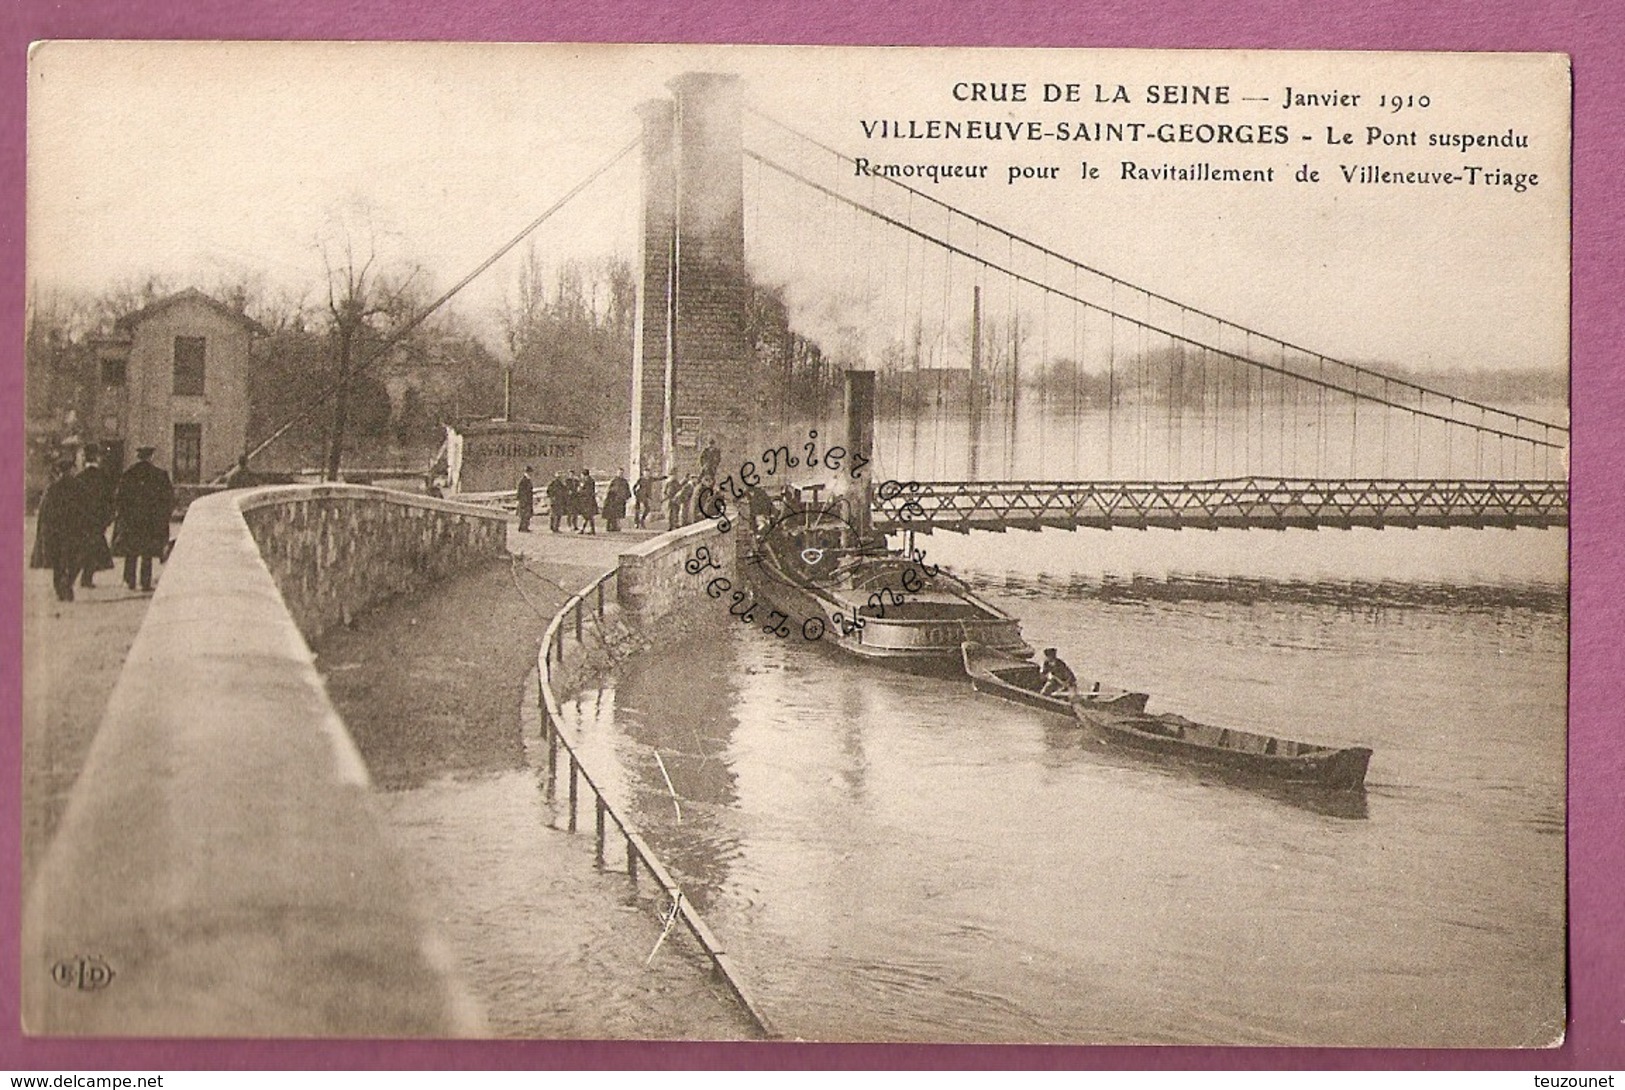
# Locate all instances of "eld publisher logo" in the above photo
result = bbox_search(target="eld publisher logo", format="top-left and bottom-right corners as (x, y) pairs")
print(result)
(50, 956), (114, 991)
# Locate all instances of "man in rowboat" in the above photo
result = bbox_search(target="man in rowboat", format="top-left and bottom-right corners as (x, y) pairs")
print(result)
(1038, 647), (1078, 696)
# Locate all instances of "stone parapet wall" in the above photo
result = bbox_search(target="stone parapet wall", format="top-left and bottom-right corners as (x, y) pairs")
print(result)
(615, 518), (731, 630)
(239, 484), (508, 642)
(22, 485), (495, 1036)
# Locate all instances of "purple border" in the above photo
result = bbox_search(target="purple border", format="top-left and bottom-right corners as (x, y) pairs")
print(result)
(3, 0), (1619, 1072)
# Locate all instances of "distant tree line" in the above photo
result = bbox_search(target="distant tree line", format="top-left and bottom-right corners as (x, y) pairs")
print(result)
(500, 248), (636, 459)
(756, 312), (1567, 422)
(27, 253), (1563, 486)
(24, 252), (649, 477)
(746, 284), (837, 432)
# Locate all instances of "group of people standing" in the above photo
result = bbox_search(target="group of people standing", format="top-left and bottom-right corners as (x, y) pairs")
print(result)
(513, 439), (739, 540)
(33, 444), (175, 603)
(661, 474), (711, 529)
(516, 467), (635, 535)
(659, 438), (743, 530)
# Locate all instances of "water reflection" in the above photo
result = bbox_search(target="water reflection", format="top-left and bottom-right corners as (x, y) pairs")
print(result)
(973, 568), (1567, 613)
(580, 552), (1565, 1044)
(611, 638), (742, 810)
(566, 632), (746, 916)
(868, 399), (1567, 484)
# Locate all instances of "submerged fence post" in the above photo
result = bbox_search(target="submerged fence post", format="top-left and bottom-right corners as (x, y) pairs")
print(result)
(546, 721), (558, 798)
(595, 799), (606, 864)
(568, 756), (579, 832)
(530, 562), (778, 1039)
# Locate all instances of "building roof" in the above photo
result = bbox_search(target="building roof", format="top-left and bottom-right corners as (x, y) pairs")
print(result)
(114, 288), (270, 336)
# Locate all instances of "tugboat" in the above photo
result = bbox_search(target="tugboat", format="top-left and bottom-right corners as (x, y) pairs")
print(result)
(744, 499), (1029, 671)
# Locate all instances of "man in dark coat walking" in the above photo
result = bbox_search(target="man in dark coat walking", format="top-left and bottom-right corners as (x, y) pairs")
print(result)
(112, 445), (174, 592)
(603, 469), (631, 533)
(545, 470), (569, 533)
(516, 466), (535, 533)
(564, 472), (581, 531)
(633, 472), (660, 529)
(577, 469), (599, 534)
(76, 445), (116, 588)
(36, 459), (89, 602)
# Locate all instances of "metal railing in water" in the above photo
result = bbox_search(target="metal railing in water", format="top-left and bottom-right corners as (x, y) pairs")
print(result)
(535, 567), (778, 1040)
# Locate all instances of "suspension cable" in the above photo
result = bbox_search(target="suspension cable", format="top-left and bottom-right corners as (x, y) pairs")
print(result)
(227, 136), (642, 481)
(743, 148), (1564, 454)
(745, 106), (1566, 442)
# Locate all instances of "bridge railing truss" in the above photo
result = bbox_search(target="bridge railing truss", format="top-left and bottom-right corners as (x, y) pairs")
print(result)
(871, 478), (1569, 533)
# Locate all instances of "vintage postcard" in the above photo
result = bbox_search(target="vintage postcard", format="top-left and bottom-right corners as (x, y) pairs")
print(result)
(21, 42), (1569, 1046)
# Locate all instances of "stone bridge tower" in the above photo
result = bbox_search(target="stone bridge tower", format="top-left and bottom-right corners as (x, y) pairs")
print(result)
(630, 72), (750, 481)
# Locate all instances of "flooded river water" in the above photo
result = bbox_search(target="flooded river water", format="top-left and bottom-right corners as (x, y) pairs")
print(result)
(557, 526), (1566, 1046)
(366, 519), (1565, 1045)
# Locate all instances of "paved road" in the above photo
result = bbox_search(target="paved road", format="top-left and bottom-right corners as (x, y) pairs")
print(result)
(503, 521), (659, 572)
(20, 519), (158, 891)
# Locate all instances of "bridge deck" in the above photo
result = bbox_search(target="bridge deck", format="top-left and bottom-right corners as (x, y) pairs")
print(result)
(870, 478), (1569, 533)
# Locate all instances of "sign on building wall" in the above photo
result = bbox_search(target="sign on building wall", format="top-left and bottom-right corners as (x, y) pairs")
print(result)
(446, 421), (588, 493)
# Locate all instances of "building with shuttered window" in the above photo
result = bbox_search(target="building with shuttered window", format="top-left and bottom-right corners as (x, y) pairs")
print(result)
(89, 288), (266, 482)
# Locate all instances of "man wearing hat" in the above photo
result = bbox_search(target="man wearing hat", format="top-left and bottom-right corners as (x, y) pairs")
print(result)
(1037, 647), (1078, 697)
(515, 465), (535, 533)
(76, 444), (116, 588)
(112, 445), (175, 592)
(35, 458), (90, 602)
(545, 470), (569, 533)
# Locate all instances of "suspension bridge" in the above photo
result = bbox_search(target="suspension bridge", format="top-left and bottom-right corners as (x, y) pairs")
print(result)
(248, 71), (1569, 535)
(726, 94), (1567, 535)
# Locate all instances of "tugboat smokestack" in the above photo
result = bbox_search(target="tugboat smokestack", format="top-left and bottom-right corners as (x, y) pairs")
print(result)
(845, 369), (876, 537)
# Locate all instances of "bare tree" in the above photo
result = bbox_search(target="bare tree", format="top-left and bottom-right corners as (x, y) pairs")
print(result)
(85, 274), (174, 336)
(498, 241), (550, 419)
(210, 270), (323, 336)
(496, 243), (636, 437)
(317, 205), (422, 480)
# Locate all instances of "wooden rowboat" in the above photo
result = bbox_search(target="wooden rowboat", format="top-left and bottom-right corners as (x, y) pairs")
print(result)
(963, 641), (1372, 791)
(1072, 696), (1373, 791)
(961, 641), (1150, 718)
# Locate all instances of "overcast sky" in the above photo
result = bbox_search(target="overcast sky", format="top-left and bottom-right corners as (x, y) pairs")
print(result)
(28, 42), (1569, 377)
